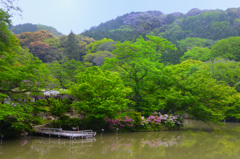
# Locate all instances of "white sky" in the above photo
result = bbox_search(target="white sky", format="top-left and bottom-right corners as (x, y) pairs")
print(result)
(4, 0), (240, 35)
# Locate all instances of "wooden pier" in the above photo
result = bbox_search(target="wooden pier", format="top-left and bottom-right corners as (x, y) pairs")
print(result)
(35, 128), (96, 139)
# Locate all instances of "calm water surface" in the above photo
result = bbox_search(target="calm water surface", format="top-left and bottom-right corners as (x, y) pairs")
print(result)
(0, 120), (240, 159)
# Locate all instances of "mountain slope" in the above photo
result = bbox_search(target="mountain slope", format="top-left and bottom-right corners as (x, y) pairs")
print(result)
(82, 8), (240, 43)
(9, 23), (64, 37)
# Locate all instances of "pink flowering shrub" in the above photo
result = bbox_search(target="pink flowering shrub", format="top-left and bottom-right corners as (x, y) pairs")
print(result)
(146, 114), (183, 129)
(105, 114), (183, 131)
(147, 115), (161, 125)
(122, 116), (134, 128)
(161, 114), (183, 128)
(105, 117), (121, 130)
(105, 116), (134, 131)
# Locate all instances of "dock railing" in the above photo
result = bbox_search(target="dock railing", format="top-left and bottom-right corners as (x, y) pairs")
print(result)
(36, 128), (96, 139)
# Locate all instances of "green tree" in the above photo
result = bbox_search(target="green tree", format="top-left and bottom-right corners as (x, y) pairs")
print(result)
(64, 32), (80, 61)
(87, 38), (114, 53)
(83, 50), (113, 66)
(161, 46), (186, 65)
(178, 37), (214, 50)
(181, 47), (211, 62)
(210, 36), (240, 61)
(48, 98), (72, 119)
(29, 41), (61, 63)
(17, 30), (56, 48)
(210, 21), (230, 39)
(103, 35), (176, 113)
(0, 9), (54, 137)
(206, 58), (240, 92)
(70, 67), (131, 119)
(155, 60), (240, 123)
(48, 58), (85, 89)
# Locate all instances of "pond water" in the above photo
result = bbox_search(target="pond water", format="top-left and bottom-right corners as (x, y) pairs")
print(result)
(0, 120), (240, 159)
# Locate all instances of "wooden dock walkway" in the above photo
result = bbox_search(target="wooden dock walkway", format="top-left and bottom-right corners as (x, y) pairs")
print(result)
(35, 128), (97, 139)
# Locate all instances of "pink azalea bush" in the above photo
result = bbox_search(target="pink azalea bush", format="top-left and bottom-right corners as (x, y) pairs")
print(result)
(161, 114), (183, 128)
(105, 116), (134, 131)
(105, 114), (183, 131)
(146, 114), (183, 129)
(147, 115), (162, 125)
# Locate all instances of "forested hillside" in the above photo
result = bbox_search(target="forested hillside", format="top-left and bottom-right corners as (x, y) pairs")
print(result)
(9, 23), (63, 37)
(82, 8), (240, 43)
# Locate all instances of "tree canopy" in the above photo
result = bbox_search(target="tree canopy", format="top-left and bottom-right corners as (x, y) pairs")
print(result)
(210, 36), (240, 61)
(70, 67), (131, 119)
(103, 35), (176, 113)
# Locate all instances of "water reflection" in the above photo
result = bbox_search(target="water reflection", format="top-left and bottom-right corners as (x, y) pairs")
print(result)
(1, 120), (240, 159)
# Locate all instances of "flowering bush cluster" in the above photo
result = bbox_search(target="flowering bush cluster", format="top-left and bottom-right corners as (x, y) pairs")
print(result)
(146, 114), (183, 129)
(105, 116), (134, 131)
(161, 114), (183, 128)
(147, 115), (161, 125)
(105, 114), (183, 131)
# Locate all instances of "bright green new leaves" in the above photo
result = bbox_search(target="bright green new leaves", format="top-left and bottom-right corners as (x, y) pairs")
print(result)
(1, 48), (52, 95)
(83, 50), (113, 66)
(70, 67), (131, 119)
(0, 103), (34, 137)
(87, 38), (114, 53)
(206, 58), (240, 92)
(48, 59), (86, 88)
(210, 36), (240, 61)
(181, 47), (211, 62)
(178, 37), (214, 50)
(0, 9), (55, 137)
(48, 98), (72, 119)
(184, 71), (237, 122)
(157, 60), (240, 123)
(104, 35), (176, 113)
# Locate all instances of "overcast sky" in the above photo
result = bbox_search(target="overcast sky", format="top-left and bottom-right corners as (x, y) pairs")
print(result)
(5, 0), (240, 35)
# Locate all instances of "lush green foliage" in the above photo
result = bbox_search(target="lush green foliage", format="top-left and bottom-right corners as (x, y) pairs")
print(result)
(210, 36), (240, 61)
(156, 60), (240, 123)
(177, 37), (215, 50)
(2, 6), (240, 137)
(83, 50), (113, 66)
(181, 47), (211, 62)
(206, 58), (240, 92)
(86, 38), (115, 53)
(63, 32), (80, 61)
(103, 35), (176, 114)
(48, 58), (86, 89)
(0, 9), (55, 137)
(161, 46), (186, 65)
(70, 67), (131, 119)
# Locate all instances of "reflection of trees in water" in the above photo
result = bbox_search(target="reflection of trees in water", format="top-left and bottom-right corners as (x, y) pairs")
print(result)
(173, 128), (240, 159)
(0, 125), (240, 159)
(97, 127), (240, 159)
(0, 137), (97, 159)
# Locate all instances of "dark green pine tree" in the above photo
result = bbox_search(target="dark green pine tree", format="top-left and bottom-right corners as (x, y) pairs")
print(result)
(64, 31), (80, 60)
